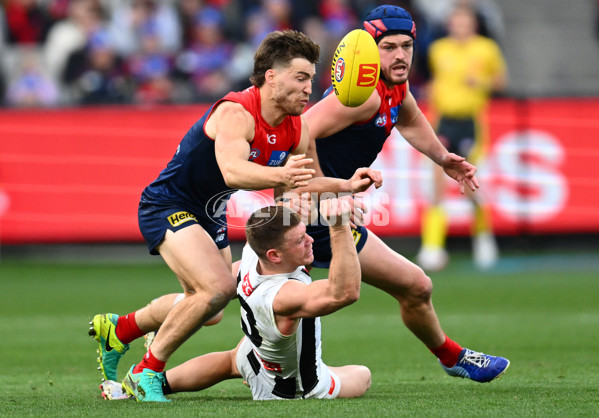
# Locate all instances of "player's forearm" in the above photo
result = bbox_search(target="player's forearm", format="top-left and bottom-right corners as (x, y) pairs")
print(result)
(293, 177), (353, 197)
(327, 226), (361, 305)
(221, 162), (284, 190)
(400, 118), (448, 166)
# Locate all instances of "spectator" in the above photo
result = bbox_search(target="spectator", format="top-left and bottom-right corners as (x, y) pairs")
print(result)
(43, 0), (105, 85)
(108, 0), (182, 56)
(177, 0), (205, 47)
(4, 0), (53, 45)
(5, 47), (59, 107)
(174, 7), (234, 101)
(127, 21), (175, 104)
(318, 0), (358, 40)
(62, 28), (132, 105)
(261, 0), (293, 30)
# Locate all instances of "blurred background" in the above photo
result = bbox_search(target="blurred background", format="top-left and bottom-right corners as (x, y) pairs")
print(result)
(0, 0), (598, 264)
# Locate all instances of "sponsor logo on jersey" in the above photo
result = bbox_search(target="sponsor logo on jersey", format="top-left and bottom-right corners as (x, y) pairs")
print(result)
(334, 58), (345, 82)
(255, 350), (282, 372)
(267, 134), (277, 144)
(249, 148), (261, 160)
(390, 105), (399, 124)
(267, 151), (288, 166)
(356, 63), (379, 87)
(375, 113), (387, 127)
(242, 273), (254, 296)
(167, 211), (197, 227)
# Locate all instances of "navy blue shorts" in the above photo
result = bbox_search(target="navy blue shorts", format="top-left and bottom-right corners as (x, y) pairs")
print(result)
(308, 224), (369, 268)
(436, 116), (477, 158)
(138, 201), (229, 255)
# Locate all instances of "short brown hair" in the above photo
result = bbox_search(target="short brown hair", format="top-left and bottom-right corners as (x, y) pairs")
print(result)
(250, 30), (320, 87)
(245, 206), (301, 258)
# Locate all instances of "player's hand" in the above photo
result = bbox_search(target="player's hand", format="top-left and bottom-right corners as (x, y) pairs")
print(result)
(277, 191), (317, 225)
(347, 167), (383, 193)
(440, 153), (479, 194)
(320, 196), (353, 228)
(282, 154), (316, 188)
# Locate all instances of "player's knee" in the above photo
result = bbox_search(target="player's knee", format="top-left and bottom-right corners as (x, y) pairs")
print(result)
(204, 309), (224, 326)
(218, 277), (237, 301)
(206, 279), (236, 311)
(406, 269), (433, 305)
(358, 366), (371, 395)
(201, 274), (236, 300)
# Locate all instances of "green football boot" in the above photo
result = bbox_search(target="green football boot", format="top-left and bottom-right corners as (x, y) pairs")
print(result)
(88, 313), (129, 381)
(122, 365), (171, 402)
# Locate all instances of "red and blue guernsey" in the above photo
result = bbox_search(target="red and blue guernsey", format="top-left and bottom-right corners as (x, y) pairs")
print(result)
(316, 80), (407, 179)
(139, 86), (301, 253)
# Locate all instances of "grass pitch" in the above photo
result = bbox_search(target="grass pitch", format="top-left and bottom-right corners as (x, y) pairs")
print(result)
(0, 245), (598, 416)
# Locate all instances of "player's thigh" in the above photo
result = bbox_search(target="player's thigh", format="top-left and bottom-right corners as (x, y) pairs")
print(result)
(359, 230), (428, 297)
(158, 224), (234, 295)
(328, 365), (371, 398)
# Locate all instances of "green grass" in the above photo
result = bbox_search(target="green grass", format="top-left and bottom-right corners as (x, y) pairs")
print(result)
(0, 247), (598, 416)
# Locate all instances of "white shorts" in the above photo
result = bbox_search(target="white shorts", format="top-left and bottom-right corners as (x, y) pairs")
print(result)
(236, 337), (341, 400)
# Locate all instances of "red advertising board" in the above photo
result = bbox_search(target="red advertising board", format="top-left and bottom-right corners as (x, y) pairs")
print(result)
(0, 98), (598, 244)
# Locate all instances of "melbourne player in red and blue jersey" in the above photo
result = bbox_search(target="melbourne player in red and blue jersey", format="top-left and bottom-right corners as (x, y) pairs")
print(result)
(139, 84), (304, 255)
(104, 31), (325, 403)
(304, 5), (509, 384)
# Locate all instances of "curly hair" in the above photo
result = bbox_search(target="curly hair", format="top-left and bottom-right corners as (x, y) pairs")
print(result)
(250, 30), (320, 87)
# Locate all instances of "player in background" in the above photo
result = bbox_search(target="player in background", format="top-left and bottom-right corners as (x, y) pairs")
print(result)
(302, 5), (509, 383)
(100, 199), (371, 401)
(416, 4), (507, 271)
(88, 30), (380, 402)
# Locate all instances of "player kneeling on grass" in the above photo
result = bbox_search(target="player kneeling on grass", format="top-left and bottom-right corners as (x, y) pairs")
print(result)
(99, 198), (371, 401)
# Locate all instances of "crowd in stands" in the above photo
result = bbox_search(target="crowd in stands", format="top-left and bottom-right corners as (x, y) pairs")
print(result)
(0, 0), (503, 107)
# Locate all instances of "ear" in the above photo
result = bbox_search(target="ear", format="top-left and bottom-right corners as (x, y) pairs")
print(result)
(265, 248), (282, 264)
(265, 68), (277, 86)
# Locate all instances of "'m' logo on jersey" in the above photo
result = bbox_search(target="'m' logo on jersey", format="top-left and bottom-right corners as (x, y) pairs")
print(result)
(356, 63), (379, 87)
(334, 58), (345, 82)
(249, 148), (261, 161)
(167, 211), (197, 227)
(267, 151), (288, 166)
(375, 113), (387, 127)
(242, 273), (253, 296)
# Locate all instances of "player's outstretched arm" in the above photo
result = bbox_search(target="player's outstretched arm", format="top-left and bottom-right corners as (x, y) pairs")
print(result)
(289, 117), (383, 196)
(395, 90), (479, 193)
(212, 102), (314, 190)
(273, 197), (360, 319)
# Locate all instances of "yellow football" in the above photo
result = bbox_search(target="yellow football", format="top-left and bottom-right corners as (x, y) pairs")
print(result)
(331, 29), (380, 107)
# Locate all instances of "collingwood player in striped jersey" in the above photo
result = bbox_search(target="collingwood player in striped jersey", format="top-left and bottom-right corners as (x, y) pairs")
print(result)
(100, 198), (371, 401)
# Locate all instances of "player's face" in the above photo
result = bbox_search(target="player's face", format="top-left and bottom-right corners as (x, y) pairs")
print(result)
(378, 34), (414, 86)
(281, 222), (314, 267)
(271, 58), (315, 116)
